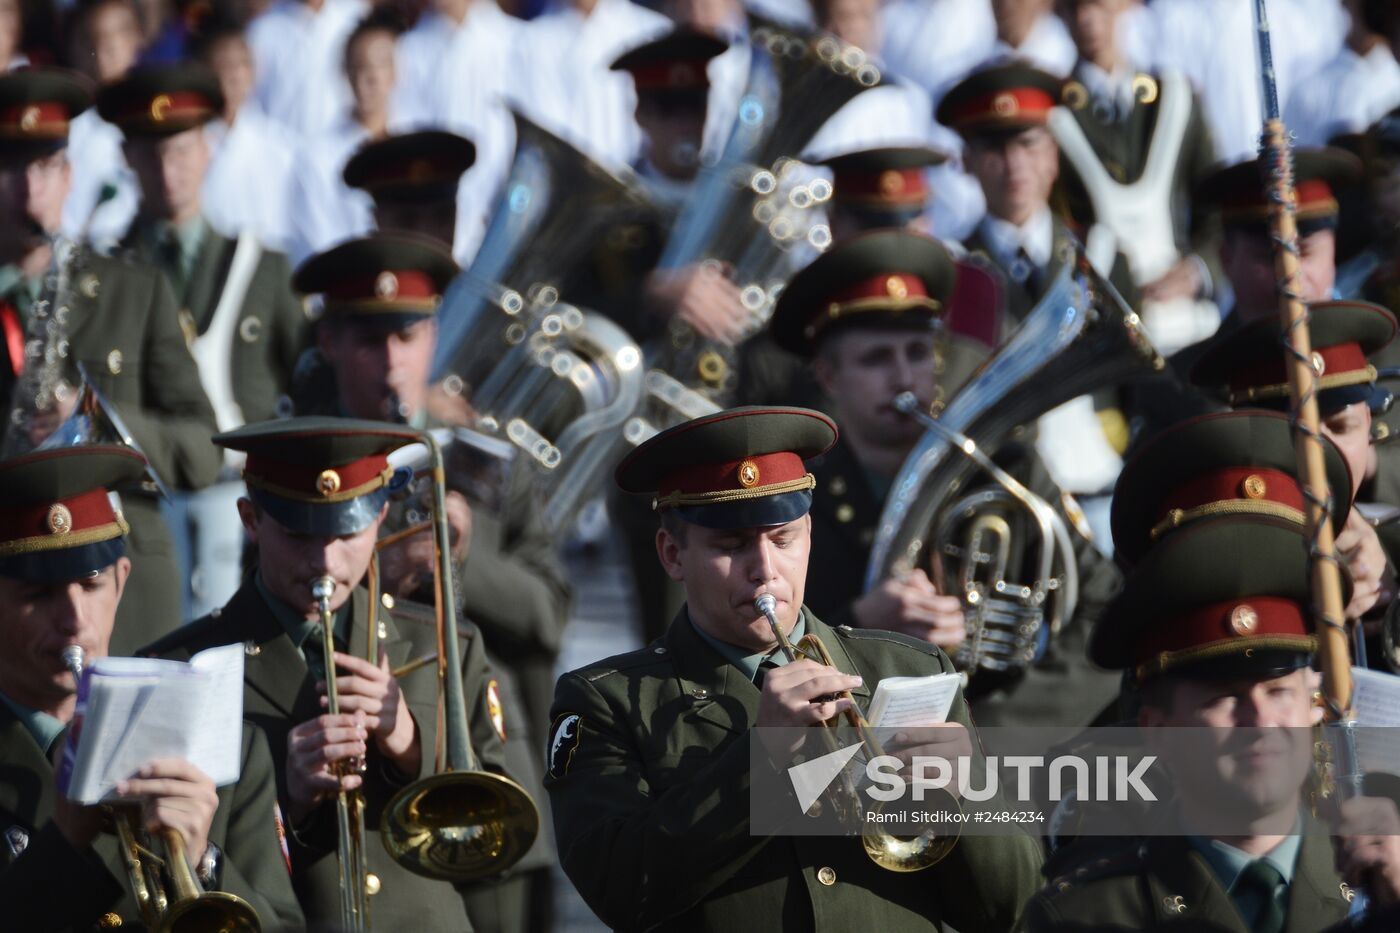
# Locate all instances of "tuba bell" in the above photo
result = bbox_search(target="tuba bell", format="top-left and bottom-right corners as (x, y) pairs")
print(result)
(647, 16), (879, 403)
(866, 245), (1165, 676)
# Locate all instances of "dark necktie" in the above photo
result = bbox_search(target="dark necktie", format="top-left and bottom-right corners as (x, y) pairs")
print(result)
(753, 655), (781, 691)
(1235, 859), (1286, 933)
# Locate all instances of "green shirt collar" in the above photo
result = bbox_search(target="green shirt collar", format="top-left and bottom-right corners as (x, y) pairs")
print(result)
(142, 216), (207, 279)
(254, 570), (351, 658)
(0, 688), (66, 755)
(690, 609), (806, 682)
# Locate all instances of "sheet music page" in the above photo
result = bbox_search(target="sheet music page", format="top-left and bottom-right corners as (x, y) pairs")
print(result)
(1351, 667), (1400, 776)
(64, 644), (245, 803)
(867, 673), (961, 728)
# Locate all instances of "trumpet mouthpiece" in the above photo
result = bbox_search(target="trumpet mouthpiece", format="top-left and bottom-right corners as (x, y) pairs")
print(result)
(61, 645), (84, 680)
(893, 392), (918, 414)
(754, 594), (777, 616)
(311, 576), (336, 601)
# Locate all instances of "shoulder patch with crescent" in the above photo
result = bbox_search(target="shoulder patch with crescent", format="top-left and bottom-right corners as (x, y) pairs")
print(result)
(548, 713), (583, 779)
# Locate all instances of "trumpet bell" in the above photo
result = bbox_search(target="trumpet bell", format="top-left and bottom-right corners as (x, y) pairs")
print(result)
(161, 891), (261, 933)
(381, 770), (541, 883)
(863, 812), (959, 873)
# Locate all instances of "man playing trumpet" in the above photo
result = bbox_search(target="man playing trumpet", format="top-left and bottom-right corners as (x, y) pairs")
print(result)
(0, 445), (301, 930)
(143, 414), (515, 931)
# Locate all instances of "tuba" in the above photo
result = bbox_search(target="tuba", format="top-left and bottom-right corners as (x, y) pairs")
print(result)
(865, 247), (1165, 675)
(646, 16), (879, 402)
(425, 113), (655, 533)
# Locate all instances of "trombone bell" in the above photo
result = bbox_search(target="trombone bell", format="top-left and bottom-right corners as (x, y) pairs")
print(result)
(381, 770), (541, 883)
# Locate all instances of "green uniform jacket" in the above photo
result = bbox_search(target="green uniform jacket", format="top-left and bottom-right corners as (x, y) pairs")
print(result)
(545, 609), (1044, 932)
(122, 223), (309, 424)
(141, 580), (513, 932)
(0, 708), (304, 932)
(1017, 830), (1352, 932)
(804, 435), (1122, 726)
(0, 250), (221, 654)
(1054, 66), (1221, 288)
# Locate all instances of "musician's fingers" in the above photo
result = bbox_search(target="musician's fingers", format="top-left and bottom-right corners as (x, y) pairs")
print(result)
(332, 652), (385, 681)
(118, 776), (206, 800)
(798, 696), (852, 724)
(782, 672), (863, 704)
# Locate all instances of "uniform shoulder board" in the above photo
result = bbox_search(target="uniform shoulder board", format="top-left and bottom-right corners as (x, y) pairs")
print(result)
(1042, 842), (1146, 896)
(572, 641), (675, 684)
(832, 625), (944, 657)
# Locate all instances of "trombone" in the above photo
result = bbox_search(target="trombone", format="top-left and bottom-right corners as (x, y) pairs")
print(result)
(312, 575), (377, 931)
(62, 647), (261, 932)
(379, 430), (541, 882)
(753, 595), (959, 872)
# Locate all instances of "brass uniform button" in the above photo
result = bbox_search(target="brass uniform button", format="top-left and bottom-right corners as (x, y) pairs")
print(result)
(366, 872), (381, 896)
(97, 912), (123, 928)
(816, 866), (837, 886)
(689, 687), (709, 700)
(106, 349), (122, 375)
(381, 592), (396, 610)
(828, 476), (847, 496)
(835, 503), (855, 523)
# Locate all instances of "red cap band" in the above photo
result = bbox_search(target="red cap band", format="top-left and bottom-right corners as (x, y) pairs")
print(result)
(626, 61), (711, 92)
(0, 487), (124, 555)
(1230, 341), (1368, 394)
(1218, 178), (1338, 221)
(118, 90), (215, 128)
(834, 168), (929, 207)
(947, 88), (1057, 130)
(0, 102), (70, 138)
(1134, 595), (1312, 668)
(357, 154), (464, 190)
(828, 273), (930, 306)
(323, 269), (440, 310)
(244, 452), (393, 503)
(1159, 467), (1305, 523)
(658, 451), (807, 502)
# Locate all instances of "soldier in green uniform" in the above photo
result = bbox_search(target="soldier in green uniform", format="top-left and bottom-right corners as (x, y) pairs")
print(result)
(546, 405), (1044, 931)
(0, 68), (221, 656)
(1188, 300), (1400, 671)
(765, 230), (1122, 726)
(1126, 147), (1368, 440)
(0, 445), (303, 931)
(142, 417), (524, 931)
(290, 232), (564, 933)
(939, 61), (1139, 329)
(1055, 0), (1220, 325)
(96, 63), (311, 621)
(1019, 510), (1400, 931)
(342, 128), (476, 257)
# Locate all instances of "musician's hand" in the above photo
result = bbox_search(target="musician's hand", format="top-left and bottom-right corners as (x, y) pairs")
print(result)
(644, 263), (745, 344)
(1339, 508), (1393, 620)
(285, 712), (367, 822)
(1334, 796), (1400, 907)
(116, 758), (219, 872)
(1141, 257), (1203, 304)
(883, 723), (975, 801)
(424, 381), (475, 427)
(756, 659), (861, 759)
(444, 489), (472, 563)
(325, 650), (421, 772)
(852, 570), (967, 650)
(25, 383), (78, 448)
(52, 794), (106, 852)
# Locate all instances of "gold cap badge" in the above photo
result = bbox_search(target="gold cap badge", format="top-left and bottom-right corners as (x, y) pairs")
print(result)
(317, 469), (342, 497)
(375, 271), (399, 300)
(738, 459), (760, 488)
(46, 504), (73, 535)
(1230, 604), (1259, 636)
(1241, 474), (1267, 499)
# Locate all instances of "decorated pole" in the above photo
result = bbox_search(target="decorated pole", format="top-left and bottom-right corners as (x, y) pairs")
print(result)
(1251, 0), (1353, 721)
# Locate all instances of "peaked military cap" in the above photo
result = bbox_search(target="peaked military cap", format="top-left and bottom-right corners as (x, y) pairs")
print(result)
(615, 406), (837, 529)
(0, 69), (93, 161)
(343, 130), (477, 205)
(1091, 515), (1346, 682)
(96, 64), (223, 137)
(1111, 410), (1352, 566)
(936, 61), (1064, 138)
(293, 232), (459, 330)
(0, 446), (147, 582)
(609, 27), (727, 94)
(768, 230), (956, 356)
(1195, 147), (1361, 233)
(1190, 299), (1397, 415)
(218, 417), (420, 536)
(817, 145), (947, 222)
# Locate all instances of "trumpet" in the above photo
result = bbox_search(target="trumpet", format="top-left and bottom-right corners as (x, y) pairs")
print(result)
(61, 647), (261, 932)
(313, 575), (376, 932)
(379, 430), (540, 882)
(753, 595), (958, 871)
